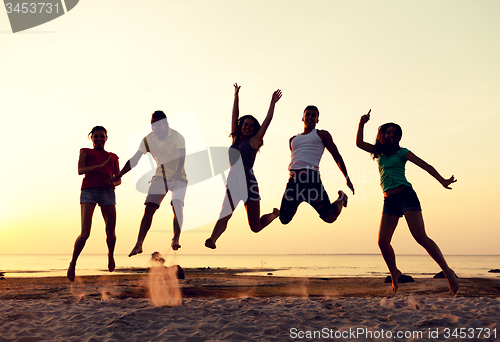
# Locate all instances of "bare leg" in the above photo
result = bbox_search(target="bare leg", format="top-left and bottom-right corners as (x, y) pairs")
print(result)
(101, 205), (116, 272)
(68, 203), (96, 282)
(378, 214), (402, 293)
(171, 200), (183, 251)
(206, 193), (235, 249)
(129, 203), (158, 257)
(404, 210), (459, 294)
(206, 214), (232, 249)
(322, 191), (348, 224)
(245, 200), (280, 233)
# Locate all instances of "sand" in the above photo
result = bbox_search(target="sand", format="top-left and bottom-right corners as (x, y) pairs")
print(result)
(1, 269), (499, 341)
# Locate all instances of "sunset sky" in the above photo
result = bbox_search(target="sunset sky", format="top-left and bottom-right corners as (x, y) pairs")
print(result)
(1, 0), (499, 257)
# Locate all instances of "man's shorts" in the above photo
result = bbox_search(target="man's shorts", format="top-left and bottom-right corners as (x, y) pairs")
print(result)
(145, 176), (187, 208)
(382, 186), (422, 217)
(80, 187), (116, 206)
(279, 170), (333, 224)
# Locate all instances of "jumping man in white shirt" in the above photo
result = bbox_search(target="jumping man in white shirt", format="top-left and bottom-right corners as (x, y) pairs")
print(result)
(279, 105), (354, 225)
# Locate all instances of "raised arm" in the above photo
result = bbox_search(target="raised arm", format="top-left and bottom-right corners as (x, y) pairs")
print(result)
(318, 130), (355, 194)
(356, 109), (376, 153)
(406, 151), (457, 189)
(230, 83), (241, 136)
(250, 89), (282, 149)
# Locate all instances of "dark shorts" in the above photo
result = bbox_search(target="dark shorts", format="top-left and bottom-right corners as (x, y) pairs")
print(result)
(383, 186), (422, 217)
(80, 187), (116, 206)
(279, 170), (333, 224)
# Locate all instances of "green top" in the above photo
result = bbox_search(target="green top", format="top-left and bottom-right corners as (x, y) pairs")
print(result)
(377, 147), (412, 192)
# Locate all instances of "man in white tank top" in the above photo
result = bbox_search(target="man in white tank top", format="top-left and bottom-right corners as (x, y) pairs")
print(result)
(279, 106), (354, 224)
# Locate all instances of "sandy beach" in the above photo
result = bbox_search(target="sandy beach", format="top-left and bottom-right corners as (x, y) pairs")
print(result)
(1, 269), (499, 341)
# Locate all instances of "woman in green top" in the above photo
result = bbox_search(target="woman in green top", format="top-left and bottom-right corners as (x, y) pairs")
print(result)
(356, 110), (459, 294)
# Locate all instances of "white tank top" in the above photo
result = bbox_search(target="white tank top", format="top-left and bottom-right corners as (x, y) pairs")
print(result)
(288, 129), (325, 171)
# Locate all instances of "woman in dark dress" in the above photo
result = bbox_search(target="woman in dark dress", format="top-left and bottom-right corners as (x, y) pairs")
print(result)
(205, 84), (282, 249)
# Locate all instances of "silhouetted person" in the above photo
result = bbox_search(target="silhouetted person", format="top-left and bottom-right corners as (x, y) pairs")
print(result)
(279, 105), (354, 225)
(68, 126), (120, 282)
(356, 109), (459, 294)
(205, 84), (281, 249)
(110, 111), (187, 255)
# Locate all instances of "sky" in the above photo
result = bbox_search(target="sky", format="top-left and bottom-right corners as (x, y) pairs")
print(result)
(1, 0), (499, 257)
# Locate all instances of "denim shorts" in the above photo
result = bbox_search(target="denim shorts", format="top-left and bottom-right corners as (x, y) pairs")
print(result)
(80, 187), (116, 206)
(382, 186), (421, 217)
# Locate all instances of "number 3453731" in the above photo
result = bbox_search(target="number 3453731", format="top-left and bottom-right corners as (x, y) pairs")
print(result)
(5, 3), (60, 14)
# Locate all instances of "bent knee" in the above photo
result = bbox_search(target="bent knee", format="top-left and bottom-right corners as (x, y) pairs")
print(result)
(321, 214), (338, 224)
(249, 221), (262, 233)
(279, 216), (291, 225)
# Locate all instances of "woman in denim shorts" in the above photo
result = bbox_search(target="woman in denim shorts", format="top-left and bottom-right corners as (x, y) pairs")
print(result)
(67, 126), (120, 282)
(356, 110), (459, 295)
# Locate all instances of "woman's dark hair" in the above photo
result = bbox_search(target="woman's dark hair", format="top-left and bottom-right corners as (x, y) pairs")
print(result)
(230, 115), (263, 150)
(372, 122), (402, 159)
(88, 126), (107, 139)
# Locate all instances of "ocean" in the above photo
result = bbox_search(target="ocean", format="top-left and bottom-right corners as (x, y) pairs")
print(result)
(1, 254), (499, 279)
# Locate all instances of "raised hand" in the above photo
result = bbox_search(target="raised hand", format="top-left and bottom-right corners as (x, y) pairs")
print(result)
(359, 109), (371, 125)
(234, 83), (241, 95)
(271, 89), (282, 104)
(441, 175), (457, 189)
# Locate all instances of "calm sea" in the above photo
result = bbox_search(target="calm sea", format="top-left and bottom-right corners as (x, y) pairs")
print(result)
(0, 254), (499, 279)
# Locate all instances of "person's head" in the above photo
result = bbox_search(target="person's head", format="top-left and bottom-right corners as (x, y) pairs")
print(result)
(373, 122), (403, 158)
(302, 105), (320, 128)
(151, 110), (169, 139)
(231, 115), (263, 148)
(376, 122), (402, 145)
(88, 126), (108, 149)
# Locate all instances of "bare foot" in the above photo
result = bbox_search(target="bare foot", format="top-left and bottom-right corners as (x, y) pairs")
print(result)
(171, 239), (181, 251)
(67, 262), (76, 282)
(128, 244), (143, 257)
(108, 254), (115, 272)
(338, 190), (348, 207)
(205, 238), (216, 249)
(391, 269), (402, 293)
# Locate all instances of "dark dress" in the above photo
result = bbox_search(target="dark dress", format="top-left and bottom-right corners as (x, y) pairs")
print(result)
(226, 138), (261, 204)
